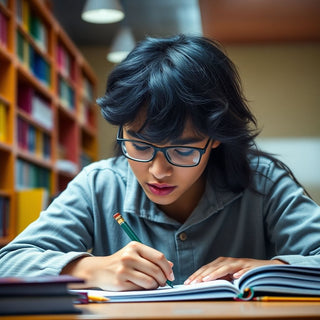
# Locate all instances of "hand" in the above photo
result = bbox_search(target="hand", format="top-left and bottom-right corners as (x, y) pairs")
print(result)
(184, 257), (286, 285)
(61, 242), (174, 291)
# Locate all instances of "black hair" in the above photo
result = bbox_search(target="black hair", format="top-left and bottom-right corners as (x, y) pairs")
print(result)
(97, 34), (308, 195)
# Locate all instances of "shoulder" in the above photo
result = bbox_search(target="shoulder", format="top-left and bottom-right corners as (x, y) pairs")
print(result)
(248, 153), (300, 195)
(83, 156), (128, 176)
(75, 156), (130, 187)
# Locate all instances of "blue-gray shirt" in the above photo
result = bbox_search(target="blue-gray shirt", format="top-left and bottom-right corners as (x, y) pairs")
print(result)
(0, 155), (319, 284)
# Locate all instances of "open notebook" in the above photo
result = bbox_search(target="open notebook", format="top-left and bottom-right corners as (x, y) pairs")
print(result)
(73, 264), (320, 302)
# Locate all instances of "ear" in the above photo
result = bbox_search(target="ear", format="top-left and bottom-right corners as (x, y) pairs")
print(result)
(211, 140), (221, 149)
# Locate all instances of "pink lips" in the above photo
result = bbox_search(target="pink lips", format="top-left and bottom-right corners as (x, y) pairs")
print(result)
(147, 183), (176, 196)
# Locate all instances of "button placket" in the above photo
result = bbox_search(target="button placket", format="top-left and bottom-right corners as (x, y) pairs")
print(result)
(179, 232), (187, 241)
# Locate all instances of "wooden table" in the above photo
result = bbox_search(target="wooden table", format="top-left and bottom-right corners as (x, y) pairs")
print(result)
(2, 300), (320, 320)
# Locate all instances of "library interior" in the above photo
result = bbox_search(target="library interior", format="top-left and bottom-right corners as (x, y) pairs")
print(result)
(0, 0), (319, 318)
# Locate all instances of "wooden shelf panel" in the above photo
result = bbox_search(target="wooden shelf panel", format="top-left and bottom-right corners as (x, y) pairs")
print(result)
(0, 0), (98, 245)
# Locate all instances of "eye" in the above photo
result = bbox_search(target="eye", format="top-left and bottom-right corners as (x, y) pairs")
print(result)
(132, 142), (152, 152)
(174, 148), (195, 157)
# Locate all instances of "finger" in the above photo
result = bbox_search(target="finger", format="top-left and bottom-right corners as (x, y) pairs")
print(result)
(125, 268), (163, 290)
(233, 267), (252, 279)
(184, 265), (212, 284)
(184, 257), (230, 284)
(111, 254), (165, 290)
(185, 259), (243, 284)
(121, 242), (174, 287)
(136, 243), (175, 282)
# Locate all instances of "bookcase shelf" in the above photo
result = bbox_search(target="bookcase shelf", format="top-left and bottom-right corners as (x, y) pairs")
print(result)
(0, 0), (98, 245)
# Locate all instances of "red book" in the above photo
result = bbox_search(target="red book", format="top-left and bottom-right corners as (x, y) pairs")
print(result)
(17, 84), (33, 113)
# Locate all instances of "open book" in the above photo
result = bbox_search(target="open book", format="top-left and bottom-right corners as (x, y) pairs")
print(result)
(75, 265), (320, 302)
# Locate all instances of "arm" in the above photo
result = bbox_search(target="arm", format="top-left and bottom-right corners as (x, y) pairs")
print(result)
(0, 168), (95, 276)
(0, 162), (174, 290)
(185, 159), (320, 284)
(61, 242), (174, 291)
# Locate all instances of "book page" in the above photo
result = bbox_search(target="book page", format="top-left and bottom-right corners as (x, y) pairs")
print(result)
(235, 264), (320, 296)
(73, 280), (240, 302)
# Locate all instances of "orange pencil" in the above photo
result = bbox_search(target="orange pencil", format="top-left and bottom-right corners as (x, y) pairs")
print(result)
(254, 296), (320, 302)
(88, 295), (109, 302)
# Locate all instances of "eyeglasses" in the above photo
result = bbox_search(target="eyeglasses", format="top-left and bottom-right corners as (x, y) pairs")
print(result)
(117, 126), (211, 167)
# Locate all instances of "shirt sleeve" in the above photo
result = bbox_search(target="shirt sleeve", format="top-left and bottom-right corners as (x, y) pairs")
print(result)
(261, 160), (320, 265)
(0, 167), (96, 276)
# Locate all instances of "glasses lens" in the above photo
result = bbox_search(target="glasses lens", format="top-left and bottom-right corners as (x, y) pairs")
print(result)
(122, 141), (154, 161)
(166, 147), (201, 166)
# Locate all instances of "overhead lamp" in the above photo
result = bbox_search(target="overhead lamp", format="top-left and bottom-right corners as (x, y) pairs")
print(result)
(107, 27), (136, 63)
(81, 0), (125, 24)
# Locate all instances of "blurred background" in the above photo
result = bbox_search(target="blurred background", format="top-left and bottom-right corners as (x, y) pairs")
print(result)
(52, 0), (320, 202)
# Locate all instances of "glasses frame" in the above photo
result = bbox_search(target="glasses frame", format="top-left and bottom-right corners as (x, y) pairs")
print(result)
(116, 126), (211, 167)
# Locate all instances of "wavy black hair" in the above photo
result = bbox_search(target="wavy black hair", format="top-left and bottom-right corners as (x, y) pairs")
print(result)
(97, 34), (306, 194)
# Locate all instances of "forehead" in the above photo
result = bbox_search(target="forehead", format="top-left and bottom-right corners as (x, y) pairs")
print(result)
(123, 118), (206, 144)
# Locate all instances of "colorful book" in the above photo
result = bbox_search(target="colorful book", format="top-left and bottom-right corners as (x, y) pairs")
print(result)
(57, 43), (74, 80)
(0, 10), (8, 47)
(29, 13), (48, 53)
(16, 188), (48, 233)
(0, 101), (7, 142)
(21, 0), (30, 32)
(17, 83), (33, 113)
(0, 196), (10, 237)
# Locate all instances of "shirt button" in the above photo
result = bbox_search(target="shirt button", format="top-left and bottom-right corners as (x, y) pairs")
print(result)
(179, 232), (187, 241)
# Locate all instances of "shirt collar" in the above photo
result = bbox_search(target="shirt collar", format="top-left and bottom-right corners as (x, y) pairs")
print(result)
(123, 162), (242, 226)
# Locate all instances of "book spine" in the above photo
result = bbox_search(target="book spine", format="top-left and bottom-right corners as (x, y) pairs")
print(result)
(0, 10), (8, 48)
(22, 0), (29, 32)
(15, 159), (51, 191)
(17, 117), (51, 159)
(0, 101), (7, 142)
(0, 195), (10, 237)
(59, 77), (75, 110)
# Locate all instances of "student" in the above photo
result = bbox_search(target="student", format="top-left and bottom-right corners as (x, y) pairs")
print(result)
(0, 34), (319, 291)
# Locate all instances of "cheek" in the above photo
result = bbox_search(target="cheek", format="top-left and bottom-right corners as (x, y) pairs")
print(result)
(184, 163), (207, 182)
(127, 160), (147, 180)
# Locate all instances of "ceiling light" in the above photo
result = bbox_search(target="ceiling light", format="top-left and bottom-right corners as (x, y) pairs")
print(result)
(107, 27), (136, 63)
(81, 0), (125, 24)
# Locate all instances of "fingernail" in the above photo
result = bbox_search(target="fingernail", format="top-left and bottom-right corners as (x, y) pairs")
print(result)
(190, 279), (200, 285)
(184, 278), (191, 285)
(169, 272), (175, 281)
(202, 275), (211, 282)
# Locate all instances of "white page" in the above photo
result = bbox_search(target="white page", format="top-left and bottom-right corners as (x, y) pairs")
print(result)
(73, 279), (239, 302)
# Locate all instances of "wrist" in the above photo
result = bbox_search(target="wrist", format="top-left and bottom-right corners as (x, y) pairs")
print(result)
(61, 256), (94, 286)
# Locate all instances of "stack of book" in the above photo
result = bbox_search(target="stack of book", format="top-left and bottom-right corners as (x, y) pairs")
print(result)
(0, 275), (84, 315)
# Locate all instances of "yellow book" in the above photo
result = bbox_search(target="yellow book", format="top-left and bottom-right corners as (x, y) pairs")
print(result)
(16, 188), (48, 233)
(23, 38), (29, 69)
(22, 0), (30, 32)
(35, 129), (43, 157)
(0, 102), (6, 142)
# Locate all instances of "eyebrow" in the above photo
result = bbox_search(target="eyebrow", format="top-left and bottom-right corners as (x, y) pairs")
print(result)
(126, 129), (205, 145)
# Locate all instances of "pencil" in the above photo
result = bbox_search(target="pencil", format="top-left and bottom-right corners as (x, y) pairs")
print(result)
(88, 295), (109, 302)
(113, 212), (174, 288)
(254, 296), (320, 302)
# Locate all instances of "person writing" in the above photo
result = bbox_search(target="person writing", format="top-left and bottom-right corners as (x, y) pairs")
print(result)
(0, 34), (319, 291)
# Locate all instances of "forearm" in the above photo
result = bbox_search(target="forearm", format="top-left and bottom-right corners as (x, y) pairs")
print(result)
(0, 244), (91, 277)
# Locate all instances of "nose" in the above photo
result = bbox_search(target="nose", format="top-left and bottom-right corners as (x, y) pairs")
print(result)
(149, 151), (173, 179)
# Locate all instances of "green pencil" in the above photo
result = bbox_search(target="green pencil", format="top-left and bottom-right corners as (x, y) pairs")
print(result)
(113, 212), (174, 288)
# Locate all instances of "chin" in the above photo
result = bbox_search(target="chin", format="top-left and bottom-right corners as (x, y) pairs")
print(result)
(145, 192), (177, 206)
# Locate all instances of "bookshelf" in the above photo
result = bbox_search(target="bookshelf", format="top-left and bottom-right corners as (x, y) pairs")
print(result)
(0, 0), (98, 246)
